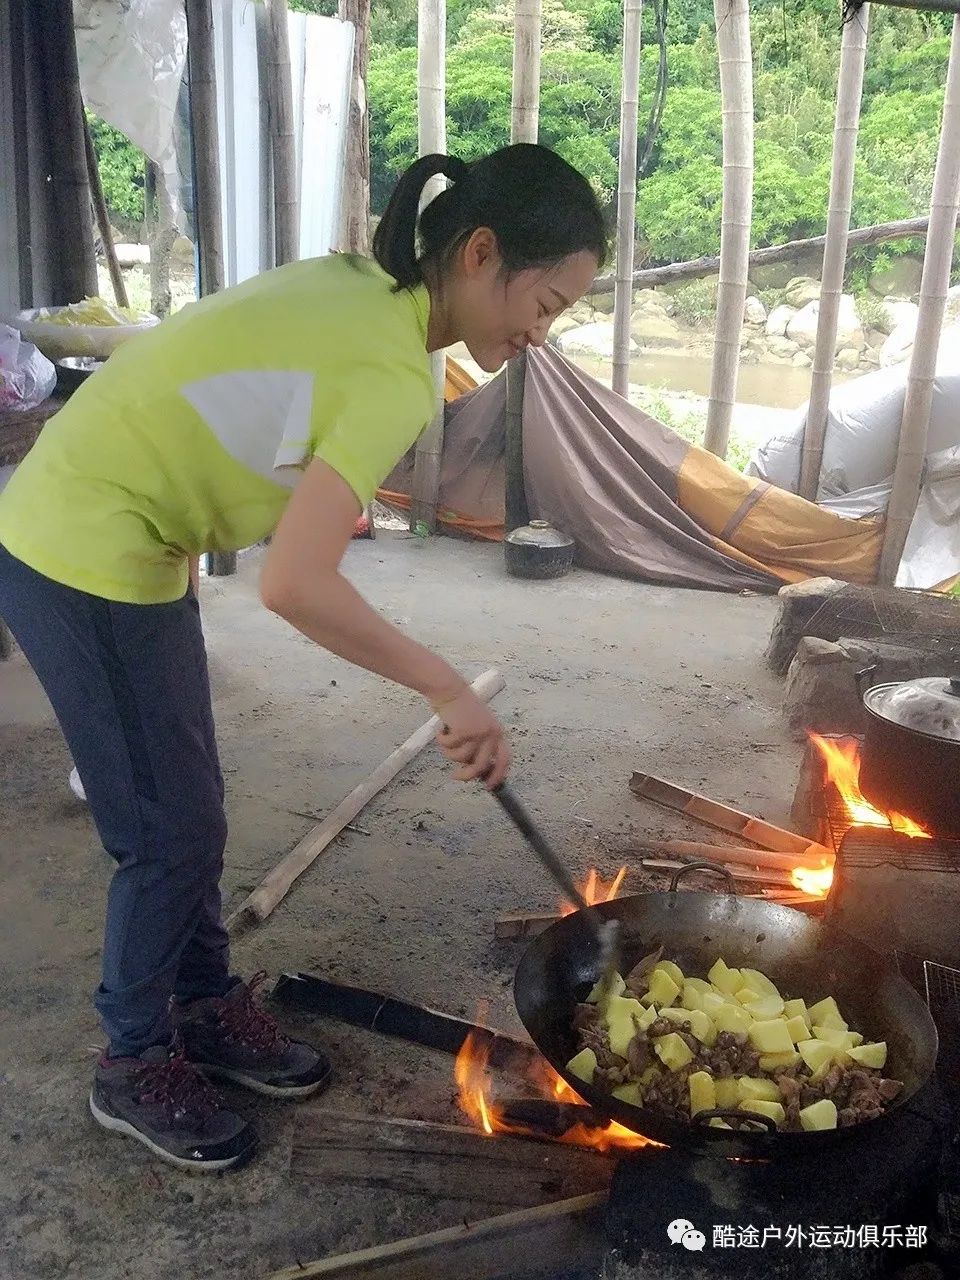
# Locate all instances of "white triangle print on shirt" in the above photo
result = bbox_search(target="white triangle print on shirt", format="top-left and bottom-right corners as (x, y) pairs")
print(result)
(180, 370), (315, 488)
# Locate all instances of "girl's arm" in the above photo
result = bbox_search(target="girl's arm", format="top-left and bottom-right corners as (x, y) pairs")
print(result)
(260, 458), (510, 785)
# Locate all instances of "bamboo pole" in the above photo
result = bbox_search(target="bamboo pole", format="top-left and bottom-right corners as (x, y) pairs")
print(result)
(505, 349), (529, 531)
(511, 0), (541, 144)
(186, 0), (236, 575)
(338, 0), (372, 255)
(879, 14), (960, 583)
(799, 4), (870, 501)
(410, 0), (447, 534)
(704, 0), (754, 459)
(590, 215), (930, 295)
(265, 1194), (607, 1280)
(504, 0), (541, 531)
(266, 0), (299, 267)
(612, 0), (643, 398)
(36, 0), (98, 303)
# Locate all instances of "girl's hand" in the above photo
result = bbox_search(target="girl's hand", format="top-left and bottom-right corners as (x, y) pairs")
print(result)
(433, 684), (511, 788)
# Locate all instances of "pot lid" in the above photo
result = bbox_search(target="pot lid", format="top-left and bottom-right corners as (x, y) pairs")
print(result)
(504, 520), (574, 549)
(864, 676), (960, 743)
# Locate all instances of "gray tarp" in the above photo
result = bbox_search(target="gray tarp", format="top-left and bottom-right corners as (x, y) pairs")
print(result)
(387, 347), (778, 592)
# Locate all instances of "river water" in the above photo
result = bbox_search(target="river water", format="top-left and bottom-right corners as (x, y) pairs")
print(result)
(575, 350), (853, 411)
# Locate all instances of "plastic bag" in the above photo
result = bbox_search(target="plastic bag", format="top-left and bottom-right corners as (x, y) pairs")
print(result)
(0, 324), (57, 412)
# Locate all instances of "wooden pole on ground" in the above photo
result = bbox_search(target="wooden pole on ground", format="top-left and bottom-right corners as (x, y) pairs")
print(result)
(186, 0), (236, 576)
(703, 0), (753, 459)
(629, 772), (834, 859)
(265, 1193), (607, 1280)
(879, 14), (960, 584)
(612, 0), (643, 398)
(227, 669), (504, 926)
(266, 0), (299, 267)
(82, 115), (129, 310)
(35, 0), (98, 303)
(799, 3), (870, 501)
(503, 0), (541, 530)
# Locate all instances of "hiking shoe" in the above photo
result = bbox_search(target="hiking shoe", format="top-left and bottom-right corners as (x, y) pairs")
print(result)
(89, 1043), (258, 1172)
(174, 972), (332, 1099)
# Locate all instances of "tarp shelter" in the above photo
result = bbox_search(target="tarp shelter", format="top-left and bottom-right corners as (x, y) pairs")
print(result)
(748, 329), (960, 590)
(382, 346), (887, 593)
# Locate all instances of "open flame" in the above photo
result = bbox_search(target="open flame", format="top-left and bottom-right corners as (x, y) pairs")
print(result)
(454, 1029), (657, 1151)
(559, 865), (628, 917)
(790, 862), (835, 896)
(788, 734), (930, 897)
(809, 733), (930, 840)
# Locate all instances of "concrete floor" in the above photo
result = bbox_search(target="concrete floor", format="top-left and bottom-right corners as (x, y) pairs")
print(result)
(0, 533), (799, 1279)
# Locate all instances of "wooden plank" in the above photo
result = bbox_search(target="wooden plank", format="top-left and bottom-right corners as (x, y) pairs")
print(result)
(629, 772), (834, 860)
(637, 838), (830, 872)
(290, 1113), (614, 1207)
(638, 858), (794, 887)
(265, 1192), (606, 1280)
(494, 911), (559, 940)
(227, 668), (504, 925)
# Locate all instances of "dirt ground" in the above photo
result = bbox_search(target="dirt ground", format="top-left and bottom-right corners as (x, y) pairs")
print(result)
(0, 533), (800, 1279)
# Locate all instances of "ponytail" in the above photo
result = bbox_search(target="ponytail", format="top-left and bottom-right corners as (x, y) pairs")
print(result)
(372, 153), (468, 289)
(373, 144), (607, 292)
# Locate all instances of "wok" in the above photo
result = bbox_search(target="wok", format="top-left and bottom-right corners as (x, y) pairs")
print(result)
(514, 869), (938, 1157)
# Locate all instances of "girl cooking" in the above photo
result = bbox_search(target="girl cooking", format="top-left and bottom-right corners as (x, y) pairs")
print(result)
(0, 143), (606, 1171)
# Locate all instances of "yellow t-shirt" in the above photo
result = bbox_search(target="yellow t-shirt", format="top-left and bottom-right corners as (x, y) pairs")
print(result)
(0, 255), (436, 603)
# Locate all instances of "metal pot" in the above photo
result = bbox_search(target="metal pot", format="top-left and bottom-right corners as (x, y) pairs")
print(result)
(514, 865), (938, 1158)
(857, 666), (960, 835)
(504, 520), (575, 580)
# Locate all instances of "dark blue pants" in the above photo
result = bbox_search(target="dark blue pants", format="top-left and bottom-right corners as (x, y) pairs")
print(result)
(0, 544), (232, 1056)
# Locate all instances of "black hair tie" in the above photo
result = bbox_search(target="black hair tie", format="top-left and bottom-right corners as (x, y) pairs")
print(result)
(442, 155), (469, 184)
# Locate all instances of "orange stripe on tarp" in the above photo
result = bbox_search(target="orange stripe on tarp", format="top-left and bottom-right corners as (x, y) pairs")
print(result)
(375, 489), (504, 541)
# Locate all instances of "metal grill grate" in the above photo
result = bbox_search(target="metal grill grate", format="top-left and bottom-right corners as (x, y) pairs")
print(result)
(924, 962), (960, 1238)
(925, 962), (960, 1074)
(804, 584), (960, 659)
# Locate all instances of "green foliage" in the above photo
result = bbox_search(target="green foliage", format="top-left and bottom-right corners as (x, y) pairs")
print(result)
(853, 290), (888, 334)
(635, 386), (751, 473)
(670, 280), (715, 328)
(87, 0), (954, 281)
(367, 0), (952, 272)
(87, 113), (145, 223)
